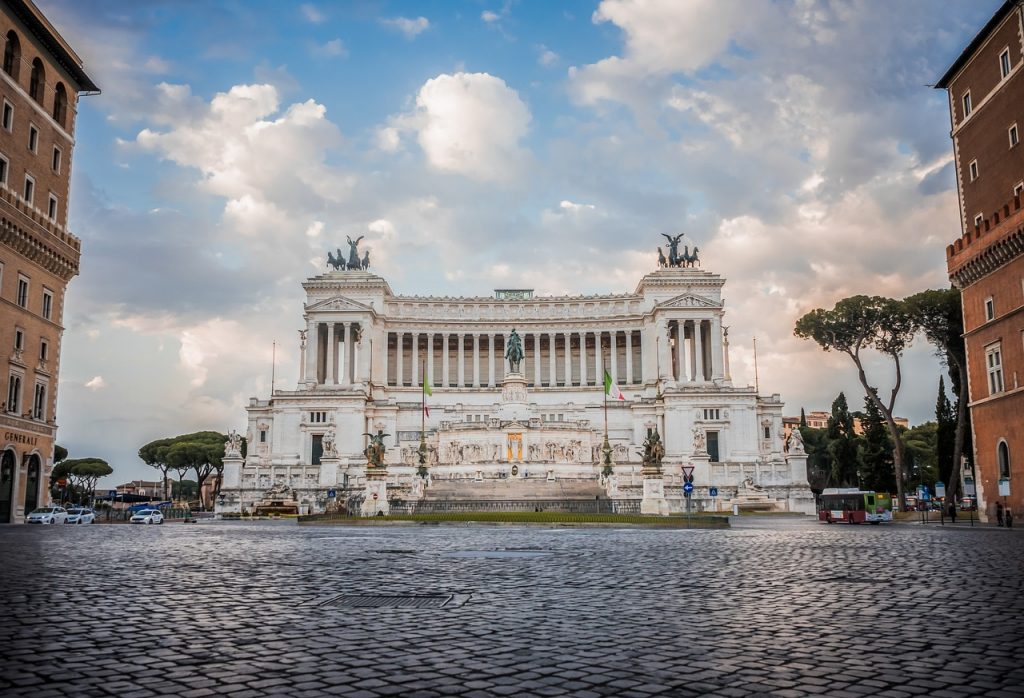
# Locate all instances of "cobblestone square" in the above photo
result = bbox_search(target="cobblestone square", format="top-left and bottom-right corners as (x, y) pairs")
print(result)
(2, 518), (1022, 697)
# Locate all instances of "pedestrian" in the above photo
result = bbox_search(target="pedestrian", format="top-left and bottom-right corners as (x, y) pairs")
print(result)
(1006, 507), (1014, 529)
(996, 501), (1004, 527)
(948, 501), (957, 524)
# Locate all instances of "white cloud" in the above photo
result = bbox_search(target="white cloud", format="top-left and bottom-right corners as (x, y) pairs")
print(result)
(312, 38), (346, 58)
(84, 376), (106, 390)
(381, 16), (430, 39)
(537, 45), (559, 67)
(375, 126), (402, 152)
(388, 72), (532, 183)
(300, 3), (326, 24)
(481, 10), (501, 23)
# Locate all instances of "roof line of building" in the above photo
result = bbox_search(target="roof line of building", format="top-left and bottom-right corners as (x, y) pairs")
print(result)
(5, 0), (100, 93)
(936, 0), (1021, 89)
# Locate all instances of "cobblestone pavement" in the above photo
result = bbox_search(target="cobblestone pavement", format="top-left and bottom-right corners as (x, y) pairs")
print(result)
(2, 517), (1023, 697)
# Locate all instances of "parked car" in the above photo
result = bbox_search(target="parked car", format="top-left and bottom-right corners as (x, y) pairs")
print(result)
(65, 508), (96, 524)
(130, 509), (164, 525)
(26, 507), (68, 524)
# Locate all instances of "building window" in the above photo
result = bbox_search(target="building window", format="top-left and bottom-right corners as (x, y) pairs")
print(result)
(51, 146), (61, 173)
(47, 194), (57, 220)
(0, 153), (7, 186)
(703, 408), (721, 420)
(962, 91), (972, 117)
(42, 289), (52, 320)
(763, 425), (771, 439)
(1000, 48), (1011, 79)
(1011, 124), (1020, 148)
(2, 100), (12, 131)
(32, 383), (45, 420)
(27, 124), (37, 153)
(16, 275), (28, 307)
(1016, 182), (1024, 199)
(998, 441), (1010, 479)
(14, 328), (23, 351)
(39, 340), (47, 361)
(3, 31), (20, 79)
(974, 213), (984, 228)
(259, 429), (267, 443)
(29, 58), (44, 103)
(986, 343), (1004, 395)
(985, 297), (995, 321)
(969, 159), (978, 181)
(310, 411), (327, 423)
(52, 83), (67, 127)
(7, 374), (21, 413)
(23, 175), (34, 205)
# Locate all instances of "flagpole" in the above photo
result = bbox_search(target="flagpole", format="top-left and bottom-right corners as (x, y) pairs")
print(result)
(270, 340), (276, 394)
(753, 336), (760, 393)
(601, 337), (612, 476)
(418, 358), (427, 477)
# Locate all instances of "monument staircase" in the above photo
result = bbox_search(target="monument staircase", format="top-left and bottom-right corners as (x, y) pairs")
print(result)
(388, 476), (632, 514)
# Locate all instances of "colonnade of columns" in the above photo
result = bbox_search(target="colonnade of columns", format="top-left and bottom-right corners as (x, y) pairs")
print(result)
(304, 320), (367, 385)
(385, 329), (644, 389)
(666, 317), (723, 383)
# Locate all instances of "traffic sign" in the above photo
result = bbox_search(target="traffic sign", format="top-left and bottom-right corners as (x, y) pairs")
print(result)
(108, 490), (117, 499)
(682, 465), (695, 479)
(327, 489), (336, 499)
(372, 492), (379, 500)
(935, 482), (946, 498)
(709, 486), (718, 497)
(964, 476), (976, 496)
(683, 481), (694, 494)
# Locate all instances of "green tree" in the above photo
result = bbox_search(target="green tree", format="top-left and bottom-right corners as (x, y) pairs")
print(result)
(57, 458), (112, 505)
(935, 377), (956, 491)
(140, 432), (226, 510)
(904, 422), (939, 489)
(826, 392), (860, 487)
(171, 479), (198, 499)
(858, 392), (895, 493)
(53, 444), (68, 463)
(795, 295), (917, 508)
(904, 288), (970, 501)
(138, 437), (175, 500)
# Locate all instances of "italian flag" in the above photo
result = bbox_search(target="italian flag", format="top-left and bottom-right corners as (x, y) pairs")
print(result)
(604, 370), (626, 401)
(423, 375), (433, 417)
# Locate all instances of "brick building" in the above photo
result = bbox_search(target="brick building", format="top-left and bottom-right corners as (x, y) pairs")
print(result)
(0, 0), (97, 523)
(940, 1), (1024, 522)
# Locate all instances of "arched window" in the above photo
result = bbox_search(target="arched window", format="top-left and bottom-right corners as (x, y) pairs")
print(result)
(52, 82), (67, 126)
(3, 31), (19, 80)
(998, 441), (1010, 479)
(29, 57), (44, 103)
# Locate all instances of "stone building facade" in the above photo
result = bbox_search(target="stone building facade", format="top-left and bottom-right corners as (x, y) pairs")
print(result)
(940, 0), (1024, 521)
(219, 261), (813, 516)
(0, 0), (97, 522)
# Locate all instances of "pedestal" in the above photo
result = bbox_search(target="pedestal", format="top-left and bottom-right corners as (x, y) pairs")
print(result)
(498, 372), (530, 422)
(360, 473), (390, 516)
(215, 456), (244, 515)
(319, 457), (339, 487)
(640, 476), (670, 516)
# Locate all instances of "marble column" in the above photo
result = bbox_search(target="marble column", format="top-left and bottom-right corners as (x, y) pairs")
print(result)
(533, 332), (542, 387)
(305, 320), (317, 384)
(395, 331), (404, 386)
(625, 330), (633, 385)
(657, 319), (672, 382)
(488, 333), (496, 387)
(426, 332), (435, 385)
(711, 315), (724, 381)
(442, 333), (450, 387)
(411, 331), (419, 386)
(594, 330), (602, 386)
(548, 332), (557, 387)
(358, 323), (371, 384)
(563, 331), (572, 387)
(326, 322), (336, 385)
(579, 331), (588, 386)
(675, 320), (686, 382)
(473, 334), (480, 387)
(693, 320), (704, 382)
(610, 330), (619, 384)
(723, 326), (732, 381)
(457, 334), (466, 386)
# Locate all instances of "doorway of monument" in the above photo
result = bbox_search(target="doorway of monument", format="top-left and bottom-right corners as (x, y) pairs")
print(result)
(23, 454), (40, 513)
(0, 449), (15, 523)
(707, 431), (720, 463)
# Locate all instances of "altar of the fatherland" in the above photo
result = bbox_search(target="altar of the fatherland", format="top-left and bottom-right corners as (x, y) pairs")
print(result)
(217, 251), (814, 516)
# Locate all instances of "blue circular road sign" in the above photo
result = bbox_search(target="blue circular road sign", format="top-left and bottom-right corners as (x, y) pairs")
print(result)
(683, 482), (694, 494)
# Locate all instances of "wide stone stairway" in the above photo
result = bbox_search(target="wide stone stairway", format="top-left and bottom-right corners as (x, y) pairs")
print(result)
(423, 477), (606, 502)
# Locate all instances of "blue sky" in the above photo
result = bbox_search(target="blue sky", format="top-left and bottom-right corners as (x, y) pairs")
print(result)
(36, 0), (1001, 485)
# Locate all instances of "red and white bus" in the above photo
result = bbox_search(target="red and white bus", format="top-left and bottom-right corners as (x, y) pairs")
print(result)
(818, 488), (893, 524)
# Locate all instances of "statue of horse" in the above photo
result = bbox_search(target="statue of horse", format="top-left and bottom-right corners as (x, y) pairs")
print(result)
(326, 250), (344, 270)
(657, 247), (667, 268)
(683, 246), (700, 267)
(361, 250), (370, 270)
(505, 328), (524, 373)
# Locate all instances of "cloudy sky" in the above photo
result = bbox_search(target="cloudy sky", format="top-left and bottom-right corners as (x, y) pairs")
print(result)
(39, 0), (996, 485)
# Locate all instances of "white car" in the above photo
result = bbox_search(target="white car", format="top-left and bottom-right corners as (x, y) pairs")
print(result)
(26, 507), (68, 524)
(130, 509), (164, 525)
(65, 508), (96, 524)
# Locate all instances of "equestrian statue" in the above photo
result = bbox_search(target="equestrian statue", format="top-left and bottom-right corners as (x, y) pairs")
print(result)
(657, 233), (700, 269)
(326, 235), (372, 271)
(505, 328), (524, 374)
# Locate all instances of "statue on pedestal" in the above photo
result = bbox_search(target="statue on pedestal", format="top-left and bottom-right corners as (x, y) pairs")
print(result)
(787, 427), (805, 454)
(224, 430), (243, 459)
(505, 328), (524, 373)
(322, 429), (338, 458)
(363, 428), (389, 468)
(692, 427), (706, 454)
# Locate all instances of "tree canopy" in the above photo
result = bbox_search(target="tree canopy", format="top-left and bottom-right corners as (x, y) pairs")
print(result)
(140, 431), (227, 508)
